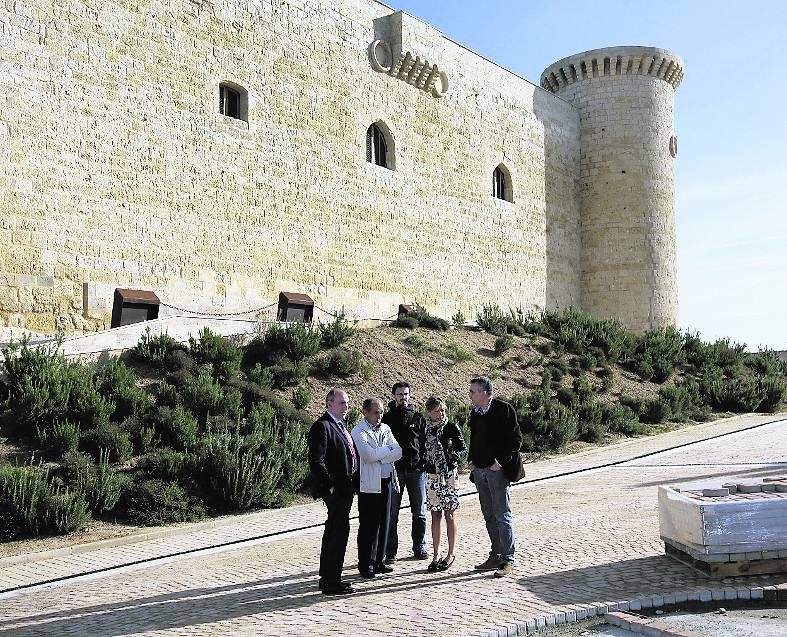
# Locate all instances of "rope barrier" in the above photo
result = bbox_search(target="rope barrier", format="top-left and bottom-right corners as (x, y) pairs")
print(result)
(157, 301), (278, 317)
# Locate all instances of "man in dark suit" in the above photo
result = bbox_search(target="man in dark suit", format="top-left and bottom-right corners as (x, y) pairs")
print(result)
(308, 388), (358, 595)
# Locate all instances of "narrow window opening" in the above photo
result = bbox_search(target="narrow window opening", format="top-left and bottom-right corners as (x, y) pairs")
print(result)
(492, 164), (513, 202)
(366, 123), (393, 169)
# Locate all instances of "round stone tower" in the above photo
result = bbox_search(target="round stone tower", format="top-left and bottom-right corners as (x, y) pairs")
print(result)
(541, 46), (684, 332)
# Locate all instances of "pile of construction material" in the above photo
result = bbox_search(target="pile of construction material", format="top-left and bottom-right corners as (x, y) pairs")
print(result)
(659, 476), (787, 577)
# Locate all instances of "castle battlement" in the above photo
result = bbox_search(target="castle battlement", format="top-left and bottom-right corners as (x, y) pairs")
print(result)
(540, 46), (684, 93)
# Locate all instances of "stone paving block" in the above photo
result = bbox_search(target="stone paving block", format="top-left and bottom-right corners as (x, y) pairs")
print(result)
(723, 588), (737, 600)
(711, 589), (725, 601)
(751, 587), (765, 599)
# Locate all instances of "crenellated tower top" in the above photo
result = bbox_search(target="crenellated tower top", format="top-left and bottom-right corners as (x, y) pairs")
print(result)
(540, 45), (683, 94)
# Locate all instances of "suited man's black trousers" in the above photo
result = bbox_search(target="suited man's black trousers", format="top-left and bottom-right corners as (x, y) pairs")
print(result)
(319, 487), (354, 586)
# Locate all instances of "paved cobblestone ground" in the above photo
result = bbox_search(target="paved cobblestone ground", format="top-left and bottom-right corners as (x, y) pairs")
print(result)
(1, 414), (786, 636)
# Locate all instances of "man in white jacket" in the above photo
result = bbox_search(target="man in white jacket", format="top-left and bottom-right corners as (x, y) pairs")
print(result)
(351, 397), (402, 578)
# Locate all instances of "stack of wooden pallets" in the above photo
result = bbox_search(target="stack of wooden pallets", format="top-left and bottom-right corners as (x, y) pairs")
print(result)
(658, 476), (787, 577)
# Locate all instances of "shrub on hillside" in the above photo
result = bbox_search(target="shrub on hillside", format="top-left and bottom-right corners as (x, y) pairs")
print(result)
(137, 449), (198, 482)
(60, 449), (123, 515)
(131, 329), (183, 367)
(80, 422), (134, 463)
(94, 359), (151, 420)
(745, 349), (787, 377)
(451, 309), (466, 328)
(189, 328), (242, 381)
(245, 323), (321, 367)
(493, 333), (515, 356)
(180, 371), (243, 421)
(703, 375), (786, 413)
(311, 349), (362, 378)
(120, 477), (206, 526)
(149, 405), (199, 450)
(36, 420), (80, 457)
(392, 306), (448, 331)
(291, 385), (313, 410)
(319, 312), (355, 348)
(1, 340), (113, 436)
(515, 390), (578, 452)
(0, 464), (91, 538)
(476, 303), (510, 336)
(629, 327), (686, 383)
(683, 332), (746, 372)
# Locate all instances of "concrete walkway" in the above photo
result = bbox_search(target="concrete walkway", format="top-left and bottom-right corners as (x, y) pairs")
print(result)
(1, 414), (786, 636)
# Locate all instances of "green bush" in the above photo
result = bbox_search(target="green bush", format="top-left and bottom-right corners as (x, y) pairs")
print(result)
(345, 407), (361, 428)
(163, 349), (197, 374)
(0, 464), (91, 538)
(391, 315), (418, 329)
(120, 477), (205, 526)
(264, 358), (310, 389)
(198, 423), (285, 510)
(555, 388), (576, 406)
(573, 376), (596, 403)
(451, 309), (466, 328)
(149, 405), (199, 450)
(442, 342), (473, 364)
(601, 403), (648, 436)
(189, 328), (242, 381)
(246, 364), (276, 391)
(577, 401), (606, 442)
(180, 372), (224, 422)
(94, 360), (151, 420)
(476, 303), (510, 336)
(684, 332), (746, 372)
(658, 384), (695, 422)
(319, 313), (355, 348)
(36, 420), (80, 456)
(292, 385), (312, 410)
(80, 422), (133, 463)
(630, 327), (686, 383)
(157, 381), (179, 407)
(704, 375), (786, 413)
(408, 306), (449, 331)
(1, 340), (115, 436)
(61, 449), (122, 515)
(131, 329), (183, 367)
(137, 449), (197, 482)
(245, 323), (321, 366)
(745, 349), (787, 377)
(401, 333), (431, 357)
(180, 371), (243, 421)
(516, 390), (578, 452)
(494, 333), (515, 356)
(311, 348), (363, 378)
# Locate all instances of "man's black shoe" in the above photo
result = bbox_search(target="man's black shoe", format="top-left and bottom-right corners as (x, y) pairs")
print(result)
(413, 551), (429, 560)
(373, 563), (393, 574)
(321, 584), (356, 595)
(358, 569), (376, 579)
(319, 580), (353, 592)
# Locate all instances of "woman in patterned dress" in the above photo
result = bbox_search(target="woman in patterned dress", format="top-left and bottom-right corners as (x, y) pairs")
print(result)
(422, 396), (466, 571)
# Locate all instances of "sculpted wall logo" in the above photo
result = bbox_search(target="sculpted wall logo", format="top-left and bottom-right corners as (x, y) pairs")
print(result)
(368, 40), (449, 98)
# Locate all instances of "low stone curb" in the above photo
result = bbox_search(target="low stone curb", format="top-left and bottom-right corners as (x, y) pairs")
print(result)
(0, 504), (317, 568)
(476, 584), (787, 636)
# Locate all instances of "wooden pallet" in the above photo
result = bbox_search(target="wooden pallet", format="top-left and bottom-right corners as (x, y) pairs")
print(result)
(665, 541), (787, 578)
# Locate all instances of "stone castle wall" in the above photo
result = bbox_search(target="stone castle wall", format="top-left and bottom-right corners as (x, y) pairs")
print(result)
(0, 0), (581, 333)
(541, 47), (683, 332)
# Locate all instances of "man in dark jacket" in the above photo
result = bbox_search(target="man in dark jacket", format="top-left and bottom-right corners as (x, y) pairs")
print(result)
(383, 381), (428, 561)
(308, 388), (357, 594)
(468, 376), (522, 578)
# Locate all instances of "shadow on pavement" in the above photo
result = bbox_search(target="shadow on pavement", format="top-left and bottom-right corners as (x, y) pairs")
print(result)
(0, 565), (488, 636)
(632, 463), (787, 488)
(516, 553), (775, 607)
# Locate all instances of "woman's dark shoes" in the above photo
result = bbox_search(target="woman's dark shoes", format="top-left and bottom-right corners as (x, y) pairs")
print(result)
(427, 557), (441, 572)
(437, 554), (455, 571)
(373, 563), (393, 574)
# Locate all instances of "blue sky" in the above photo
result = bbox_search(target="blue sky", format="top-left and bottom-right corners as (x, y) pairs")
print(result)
(390, 1), (787, 350)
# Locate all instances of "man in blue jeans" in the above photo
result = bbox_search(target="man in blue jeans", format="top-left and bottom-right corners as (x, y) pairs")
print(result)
(384, 381), (428, 561)
(468, 376), (522, 577)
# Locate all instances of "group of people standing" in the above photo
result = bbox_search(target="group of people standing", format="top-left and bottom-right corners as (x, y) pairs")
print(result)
(307, 376), (523, 595)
